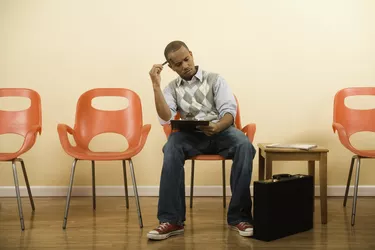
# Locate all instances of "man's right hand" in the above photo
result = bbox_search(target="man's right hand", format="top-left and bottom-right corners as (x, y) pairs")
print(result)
(149, 64), (164, 89)
(149, 63), (172, 121)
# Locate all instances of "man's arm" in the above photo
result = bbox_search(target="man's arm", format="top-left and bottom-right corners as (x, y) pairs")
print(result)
(153, 86), (171, 121)
(198, 75), (237, 136)
(215, 113), (234, 131)
(149, 64), (176, 123)
(213, 75), (237, 125)
(198, 113), (234, 136)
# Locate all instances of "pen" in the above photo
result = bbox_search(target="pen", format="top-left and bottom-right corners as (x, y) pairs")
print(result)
(162, 61), (168, 66)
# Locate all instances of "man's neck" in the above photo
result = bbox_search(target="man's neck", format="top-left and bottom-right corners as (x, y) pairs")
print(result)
(181, 66), (198, 81)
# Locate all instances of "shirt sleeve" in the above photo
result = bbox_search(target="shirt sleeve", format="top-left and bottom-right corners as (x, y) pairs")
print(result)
(158, 84), (178, 125)
(213, 75), (237, 121)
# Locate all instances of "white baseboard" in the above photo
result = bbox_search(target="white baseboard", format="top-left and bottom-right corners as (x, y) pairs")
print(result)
(0, 185), (375, 197)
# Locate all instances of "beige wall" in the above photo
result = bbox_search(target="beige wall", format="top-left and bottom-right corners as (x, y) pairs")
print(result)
(1, 0), (375, 188)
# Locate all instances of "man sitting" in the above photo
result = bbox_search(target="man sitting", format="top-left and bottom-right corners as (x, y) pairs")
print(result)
(147, 40), (256, 240)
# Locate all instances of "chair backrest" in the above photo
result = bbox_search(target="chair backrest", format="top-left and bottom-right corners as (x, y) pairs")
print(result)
(0, 88), (42, 136)
(233, 95), (242, 129)
(163, 95), (242, 136)
(333, 87), (375, 137)
(73, 88), (144, 149)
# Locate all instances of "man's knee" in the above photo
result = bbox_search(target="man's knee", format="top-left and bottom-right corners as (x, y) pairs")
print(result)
(239, 140), (256, 156)
(234, 131), (256, 158)
(162, 132), (185, 154)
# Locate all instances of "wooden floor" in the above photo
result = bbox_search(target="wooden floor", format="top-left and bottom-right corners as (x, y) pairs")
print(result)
(0, 197), (375, 249)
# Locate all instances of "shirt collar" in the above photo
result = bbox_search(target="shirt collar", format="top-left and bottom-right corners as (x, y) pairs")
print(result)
(177, 66), (202, 86)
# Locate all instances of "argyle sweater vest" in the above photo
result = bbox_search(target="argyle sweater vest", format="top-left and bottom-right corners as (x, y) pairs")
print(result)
(168, 71), (220, 121)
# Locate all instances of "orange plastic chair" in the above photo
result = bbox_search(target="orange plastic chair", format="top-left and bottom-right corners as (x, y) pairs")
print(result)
(163, 95), (256, 208)
(333, 87), (375, 226)
(57, 88), (151, 229)
(0, 88), (41, 230)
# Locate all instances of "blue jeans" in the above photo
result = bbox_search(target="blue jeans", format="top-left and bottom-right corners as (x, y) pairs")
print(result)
(157, 126), (256, 226)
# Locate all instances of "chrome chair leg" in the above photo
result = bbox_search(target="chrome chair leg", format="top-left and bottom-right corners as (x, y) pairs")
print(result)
(63, 159), (78, 229)
(128, 159), (143, 228)
(222, 160), (226, 208)
(122, 160), (129, 209)
(343, 156), (355, 207)
(92, 161), (96, 210)
(19, 158), (35, 211)
(190, 160), (195, 208)
(351, 157), (361, 226)
(12, 160), (25, 230)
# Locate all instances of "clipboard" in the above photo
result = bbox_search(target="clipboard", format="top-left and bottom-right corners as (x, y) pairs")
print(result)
(170, 120), (209, 131)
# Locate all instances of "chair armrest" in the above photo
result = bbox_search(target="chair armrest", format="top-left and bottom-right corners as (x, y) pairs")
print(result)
(241, 123), (256, 142)
(57, 123), (76, 152)
(163, 124), (172, 138)
(127, 124), (151, 157)
(139, 124), (152, 149)
(16, 125), (42, 155)
(332, 122), (359, 154)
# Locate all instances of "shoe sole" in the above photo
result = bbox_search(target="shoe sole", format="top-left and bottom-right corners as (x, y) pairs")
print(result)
(229, 226), (253, 237)
(147, 229), (184, 240)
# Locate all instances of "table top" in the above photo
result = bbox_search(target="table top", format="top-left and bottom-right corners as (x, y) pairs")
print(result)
(258, 143), (329, 153)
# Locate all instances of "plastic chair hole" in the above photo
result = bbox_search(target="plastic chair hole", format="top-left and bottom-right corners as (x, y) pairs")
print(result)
(91, 97), (129, 111)
(349, 132), (375, 150)
(344, 96), (375, 110)
(0, 134), (24, 153)
(89, 133), (129, 152)
(0, 97), (31, 111)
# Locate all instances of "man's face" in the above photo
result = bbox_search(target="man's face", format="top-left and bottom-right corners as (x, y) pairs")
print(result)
(167, 46), (196, 80)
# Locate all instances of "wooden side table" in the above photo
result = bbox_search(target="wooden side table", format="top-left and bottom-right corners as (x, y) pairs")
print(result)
(257, 143), (329, 224)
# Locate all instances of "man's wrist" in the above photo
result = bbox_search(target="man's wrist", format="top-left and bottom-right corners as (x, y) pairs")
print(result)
(216, 113), (234, 132)
(215, 121), (225, 133)
(153, 85), (162, 92)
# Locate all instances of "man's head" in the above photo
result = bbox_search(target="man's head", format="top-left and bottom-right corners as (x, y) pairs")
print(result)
(164, 40), (196, 80)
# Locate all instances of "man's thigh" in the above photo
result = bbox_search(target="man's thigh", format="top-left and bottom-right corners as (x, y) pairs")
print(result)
(212, 126), (255, 157)
(163, 131), (211, 155)
(215, 126), (251, 148)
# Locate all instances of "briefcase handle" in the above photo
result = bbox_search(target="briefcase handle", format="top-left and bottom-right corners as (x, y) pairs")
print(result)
(272, 174), (292, 180)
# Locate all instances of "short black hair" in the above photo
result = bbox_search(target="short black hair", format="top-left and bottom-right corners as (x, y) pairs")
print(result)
(164, 40), (189, 61)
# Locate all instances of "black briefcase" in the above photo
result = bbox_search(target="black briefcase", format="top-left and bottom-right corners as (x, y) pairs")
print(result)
(253, 174), (314, 242)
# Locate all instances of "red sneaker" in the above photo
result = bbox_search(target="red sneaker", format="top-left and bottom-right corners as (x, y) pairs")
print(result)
(230, 222), (253, 237)
(147, 222), (184, 240)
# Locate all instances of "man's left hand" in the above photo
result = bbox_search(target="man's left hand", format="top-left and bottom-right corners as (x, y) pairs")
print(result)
(197, 122), (220, 136)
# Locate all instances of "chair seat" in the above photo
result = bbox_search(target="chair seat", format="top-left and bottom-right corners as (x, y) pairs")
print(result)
(0, 153), (19, 161)
(355, 150), (375, 158)
(190, 154), (225, 160)
(63, 146), (139, 161)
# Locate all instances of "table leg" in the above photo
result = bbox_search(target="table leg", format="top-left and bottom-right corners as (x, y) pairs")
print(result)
(266, 157), (273, 180)
(308, 161), (315, 212)
(258, 148), (265, 180)
(319, 153), (328, 224)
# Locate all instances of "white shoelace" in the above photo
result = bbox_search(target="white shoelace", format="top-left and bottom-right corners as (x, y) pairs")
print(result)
(239, 222), (251, 228)
(157, 222), (170, 231)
